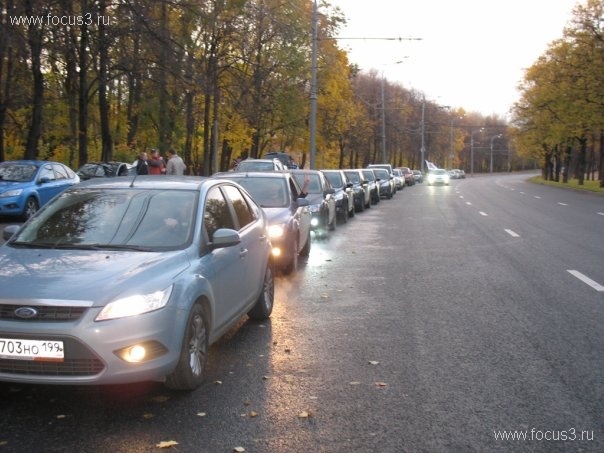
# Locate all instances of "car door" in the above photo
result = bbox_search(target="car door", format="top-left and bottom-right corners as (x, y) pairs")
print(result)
(35, 164), (63, 206)
(221, 184), (267, 300)
(199, 185), (250, 334)
(289, 176), (311, 252)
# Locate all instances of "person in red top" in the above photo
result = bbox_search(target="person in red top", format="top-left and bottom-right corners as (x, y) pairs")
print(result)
(147, 149), (166, 175)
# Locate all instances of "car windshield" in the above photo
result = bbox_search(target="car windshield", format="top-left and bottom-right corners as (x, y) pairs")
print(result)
(232, 177), (288, 208)
(78, 163), (109, 178)
(361, 170), (376, 182)
(373, 169), (389, 179)
(431, 169), (447, 175)
(344, 171), (360, 184)
(323, 172), (344, 188)
(293, 173), (322, 194)
(9, 188), (198, 250)
(0, 163), (37, 182)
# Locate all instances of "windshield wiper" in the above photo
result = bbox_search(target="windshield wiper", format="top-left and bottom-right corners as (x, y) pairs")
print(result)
(8, 241), (152, 251)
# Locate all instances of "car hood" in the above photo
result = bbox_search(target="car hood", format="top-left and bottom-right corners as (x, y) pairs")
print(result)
(0, 247), (190, 305)
(0, 180), (27, 191)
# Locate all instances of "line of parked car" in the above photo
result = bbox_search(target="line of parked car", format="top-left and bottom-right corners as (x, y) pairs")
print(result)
(0, 155), (422, 391)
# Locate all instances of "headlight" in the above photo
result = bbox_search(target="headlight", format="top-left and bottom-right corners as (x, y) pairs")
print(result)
(310, 217), (319, 227)
(444, 175), (450, 183)
(0, 189), (23, 198)
(96, 285), (173, 321)
(268, 224), (285, 238)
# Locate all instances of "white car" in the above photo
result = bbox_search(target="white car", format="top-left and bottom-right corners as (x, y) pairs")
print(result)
(427, 169), (450, 185)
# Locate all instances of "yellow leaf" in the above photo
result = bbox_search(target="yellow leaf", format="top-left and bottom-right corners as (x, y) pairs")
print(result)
(143, 413), (154, 419)
(249, 411), (259, 417)
(349, 381), (361, 385)
(156, 440), (179, 448)
(298, 411), (309, 418)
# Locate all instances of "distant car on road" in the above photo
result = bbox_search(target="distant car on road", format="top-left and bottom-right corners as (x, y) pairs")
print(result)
(213, 171), (311, 274)
(427, 168), (450, 185)
(360, 169), (380, 205)
(321, 170), (355, 222)
(262, 152), (299, 169)
(412, 170), (423, 183)
(292, 169), (336, 235)
(0, 160), (80, 220)
(0, 176), (274, 390)
(343, 169), (370, 211)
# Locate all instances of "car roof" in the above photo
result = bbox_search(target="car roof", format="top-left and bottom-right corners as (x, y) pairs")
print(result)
(0, 160), (54, 166)
(214, 171), (291, 179)
(75, 175), (212, 190)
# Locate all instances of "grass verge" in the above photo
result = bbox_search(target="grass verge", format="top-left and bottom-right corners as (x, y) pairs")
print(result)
(529, 176), (604, 195)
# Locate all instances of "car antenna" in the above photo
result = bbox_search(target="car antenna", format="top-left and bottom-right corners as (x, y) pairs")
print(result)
(129, 169), (139, 187)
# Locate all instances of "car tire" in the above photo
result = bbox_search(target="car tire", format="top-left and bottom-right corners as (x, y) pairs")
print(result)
(248, 260), (275, 320)
(299, 229), (311, 257)
(282, 238), (298, 275)
(165, 303), (208, 391)
(23, 197), (39, 220)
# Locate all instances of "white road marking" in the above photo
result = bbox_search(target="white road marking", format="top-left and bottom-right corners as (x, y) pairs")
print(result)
(567, 270), (604, 292)
(479, 211), (488, 216)
(505, 229), (520, 238)
(520, 191), (525, 195)
(465, 201), (472, 205)
(557, 202), (568, 206)
(598, 212), (604, 216)
(459, 195), (464, 199)
(534, 196), (542, 199)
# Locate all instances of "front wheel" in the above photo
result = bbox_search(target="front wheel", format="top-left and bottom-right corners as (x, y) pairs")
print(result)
(23, 197), (39, 220)
(248, 260), (274, 320)
(165, 303), (208, 390)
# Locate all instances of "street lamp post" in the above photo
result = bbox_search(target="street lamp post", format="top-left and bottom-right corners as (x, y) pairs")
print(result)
(489, 134), (502, 174)
(470, 128), (483, 177)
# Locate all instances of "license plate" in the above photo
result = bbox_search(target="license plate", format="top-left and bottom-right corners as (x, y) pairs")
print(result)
(0, 338), (64, 362)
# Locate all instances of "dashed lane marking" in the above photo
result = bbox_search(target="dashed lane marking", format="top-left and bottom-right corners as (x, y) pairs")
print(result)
(505, 229), (520, 238)
(567, 270), (604, 292)
(479, 211), (488, 216)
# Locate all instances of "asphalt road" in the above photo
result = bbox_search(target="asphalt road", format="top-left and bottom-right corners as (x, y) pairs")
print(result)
(1, 173), (602, 452)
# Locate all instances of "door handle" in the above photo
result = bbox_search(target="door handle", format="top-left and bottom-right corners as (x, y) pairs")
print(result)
(239, 248), (248, 259)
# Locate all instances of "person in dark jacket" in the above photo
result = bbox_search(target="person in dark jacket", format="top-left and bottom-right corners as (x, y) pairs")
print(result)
(134, 151), (149, 175)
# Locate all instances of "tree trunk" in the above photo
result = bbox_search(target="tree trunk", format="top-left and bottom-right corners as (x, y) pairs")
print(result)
(78, 0), (89, 166)
(24, 0), (44, 159)
(98, 0), (112, 162)
(577, 136), (587, 185)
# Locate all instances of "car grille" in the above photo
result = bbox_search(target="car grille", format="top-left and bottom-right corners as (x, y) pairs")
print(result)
(0, 336), (105, 377)
(0, 305), (87, 322)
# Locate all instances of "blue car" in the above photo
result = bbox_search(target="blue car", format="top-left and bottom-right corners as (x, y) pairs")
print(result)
(0, 160), (80, 219)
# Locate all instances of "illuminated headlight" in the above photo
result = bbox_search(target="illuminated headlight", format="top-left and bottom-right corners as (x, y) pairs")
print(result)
(0, 189), (23, 198)
(427, 175), (436, 184)
(96, 285), (173, 321)
(444, 175), (450, 183)
(310, 217), (319, 227)
(272, 247), (282, 257)
(268, 224), (285, 238)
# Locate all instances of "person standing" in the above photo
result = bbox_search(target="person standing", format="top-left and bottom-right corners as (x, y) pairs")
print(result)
(147, 149), (166, 175)
(134, 151), (149, 175)
(166, 148), (186, 176)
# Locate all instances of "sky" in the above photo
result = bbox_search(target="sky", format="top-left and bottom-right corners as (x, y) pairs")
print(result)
(326, 0), (581, 118)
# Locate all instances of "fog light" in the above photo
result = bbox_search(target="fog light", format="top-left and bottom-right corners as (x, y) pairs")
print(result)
(127, 345), (147, 362)
(272, 247), (282, 257)
(310, 218), (319, 227)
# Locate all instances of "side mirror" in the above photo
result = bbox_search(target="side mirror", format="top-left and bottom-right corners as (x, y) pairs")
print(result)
(296, 197), (310, 207)
(324, 188), (335, 196)
(38, 177), (51, 184)
(210, 228), (240, 250)
(3, 225), (20, 241)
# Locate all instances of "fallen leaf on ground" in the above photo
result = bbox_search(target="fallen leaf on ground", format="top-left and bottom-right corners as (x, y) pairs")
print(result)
(243, 400), (251, 406)
(0, 441), (7, 446)
(152, 395), (170, 403)
(349, 381), (361, 385)
(56, 414), (66, 419)
(214, 380), (223, 385)
(284, 347), (291, 353)
(298, 411), (309, 418)
(368, 361), (380, 365)
(375, 382), (388, 387)
(233, 447), (245, 452)
(156, 440), (178, 448)
(196, 412), (207, 417)
(249, 411), (258, 417)
(143, 413), (154, 419)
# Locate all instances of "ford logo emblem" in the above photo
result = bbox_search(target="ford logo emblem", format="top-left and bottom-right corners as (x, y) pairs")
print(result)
(14, 307), (39, 319)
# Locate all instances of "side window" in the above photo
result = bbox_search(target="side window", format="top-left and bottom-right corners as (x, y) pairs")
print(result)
(38, 164), (56, 181)
(203, 186), (235, 239)
(53, 164), (69, 180)
(222, 185), (255, 230)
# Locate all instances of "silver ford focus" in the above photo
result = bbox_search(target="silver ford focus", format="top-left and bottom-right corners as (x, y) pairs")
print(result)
(0, 176), (274, 390)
